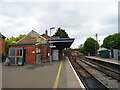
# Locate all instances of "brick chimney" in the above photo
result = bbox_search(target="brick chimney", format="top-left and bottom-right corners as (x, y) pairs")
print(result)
(45, 30), (48, 35)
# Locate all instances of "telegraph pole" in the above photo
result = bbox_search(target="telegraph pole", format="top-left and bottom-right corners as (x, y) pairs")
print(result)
(95, 33), (98, 56)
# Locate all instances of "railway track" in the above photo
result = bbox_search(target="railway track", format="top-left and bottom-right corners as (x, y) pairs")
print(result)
(70, 60), (108, 90)
(79, 59), (120, 81)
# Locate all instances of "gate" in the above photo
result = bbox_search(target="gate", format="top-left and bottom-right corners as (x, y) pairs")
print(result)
(9, 48), (25, 65)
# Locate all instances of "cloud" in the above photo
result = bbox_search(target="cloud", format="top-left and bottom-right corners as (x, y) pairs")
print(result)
(0, 1), (118, 48)
(1, 0), (119, 3)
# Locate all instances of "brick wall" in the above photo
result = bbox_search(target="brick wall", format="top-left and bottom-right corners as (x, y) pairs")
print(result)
(10, 45), (36, 64)
(10, 45), (48, 64)
(40, 45), (47, 59)
(0, 38), (5, 56)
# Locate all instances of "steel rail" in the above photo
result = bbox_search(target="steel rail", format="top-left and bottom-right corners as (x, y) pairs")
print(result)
(80, 59), (120, 81)
(70, 60), (108, 90)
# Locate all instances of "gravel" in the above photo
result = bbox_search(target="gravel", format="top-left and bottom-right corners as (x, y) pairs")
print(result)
(77, 60), (120, 89)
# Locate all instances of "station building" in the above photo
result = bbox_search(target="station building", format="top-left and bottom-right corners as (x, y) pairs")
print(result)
(9, 30), (74, 65)
(0, 33), (6, 59)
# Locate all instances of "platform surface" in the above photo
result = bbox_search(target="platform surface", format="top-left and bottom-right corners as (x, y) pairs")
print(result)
(85, 56), (120, 65)
(2, 57), (82, 88)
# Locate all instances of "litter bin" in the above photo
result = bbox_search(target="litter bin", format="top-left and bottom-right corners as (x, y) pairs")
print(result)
(18, 57), (24, 66)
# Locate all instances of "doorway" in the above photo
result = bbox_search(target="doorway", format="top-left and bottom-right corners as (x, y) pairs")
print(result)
(9, 48), (25, 65)
(52, 50), (59, 60)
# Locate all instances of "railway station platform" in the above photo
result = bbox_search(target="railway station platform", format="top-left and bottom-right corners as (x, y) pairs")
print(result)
(85, 56), (120, 65)
(2, 57), (84, 89)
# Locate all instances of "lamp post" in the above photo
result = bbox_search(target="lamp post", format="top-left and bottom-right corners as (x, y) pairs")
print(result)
(49, 27), (55, 63)
(95, 33), (98, 56)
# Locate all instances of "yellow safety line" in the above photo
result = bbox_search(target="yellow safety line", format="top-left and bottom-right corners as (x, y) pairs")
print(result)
(53, 61), (63, 89)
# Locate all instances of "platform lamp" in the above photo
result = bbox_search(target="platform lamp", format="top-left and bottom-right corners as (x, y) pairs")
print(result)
(49, 27), (55, 63)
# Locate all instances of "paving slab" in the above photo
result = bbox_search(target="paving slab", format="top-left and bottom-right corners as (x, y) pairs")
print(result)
(58, 57), (82, 88)
(2, 57), (82, 88)
(2, 62), (60, 88)
(85, 56), (120, 65)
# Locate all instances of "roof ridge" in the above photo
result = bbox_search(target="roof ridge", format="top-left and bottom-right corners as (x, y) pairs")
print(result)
(16, 30), (46, 43)
(32, 30), (46, 40)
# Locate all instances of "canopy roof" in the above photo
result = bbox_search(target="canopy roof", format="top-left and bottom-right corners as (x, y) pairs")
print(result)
(48, 38), (75, 49)
(10, 38), (75, 50)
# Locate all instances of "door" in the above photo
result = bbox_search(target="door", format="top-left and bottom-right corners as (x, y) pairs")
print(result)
(9, 48), (25, 65)
(113, 49), (118, 60)
(36, 54), (41, 64)
(52, 50), (59, 60)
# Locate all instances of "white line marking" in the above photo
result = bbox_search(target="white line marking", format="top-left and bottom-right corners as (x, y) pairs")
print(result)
(67, 57), (86, 90)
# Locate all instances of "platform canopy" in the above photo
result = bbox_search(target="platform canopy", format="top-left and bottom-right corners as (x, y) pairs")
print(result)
(48, 38), (75, 50)
(9, 38), (75, 50)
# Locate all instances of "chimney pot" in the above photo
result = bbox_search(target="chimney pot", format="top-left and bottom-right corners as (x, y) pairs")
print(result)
(45, 30), (48, 35)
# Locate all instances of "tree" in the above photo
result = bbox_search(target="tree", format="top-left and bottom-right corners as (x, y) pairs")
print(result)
(78, 44), (85, 54)
(10, 34), (26, 42)
(52, 27), (69, 38)
(84, 37), (99, 55)
(101, 33), (120, 49)
(5, 34), (26, 55)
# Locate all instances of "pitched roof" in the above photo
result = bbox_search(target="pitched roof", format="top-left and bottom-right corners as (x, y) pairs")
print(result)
(0, 32), (6, 39)
(41, 34), (51, 39)
(17, 30), (46, 43)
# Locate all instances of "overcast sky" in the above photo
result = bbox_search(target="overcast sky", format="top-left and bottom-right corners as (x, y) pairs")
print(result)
(0, 0), (119, 48)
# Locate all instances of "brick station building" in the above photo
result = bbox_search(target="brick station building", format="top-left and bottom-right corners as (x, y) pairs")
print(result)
(0, 33), (6, 59)
(9, 30), (74, 65)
